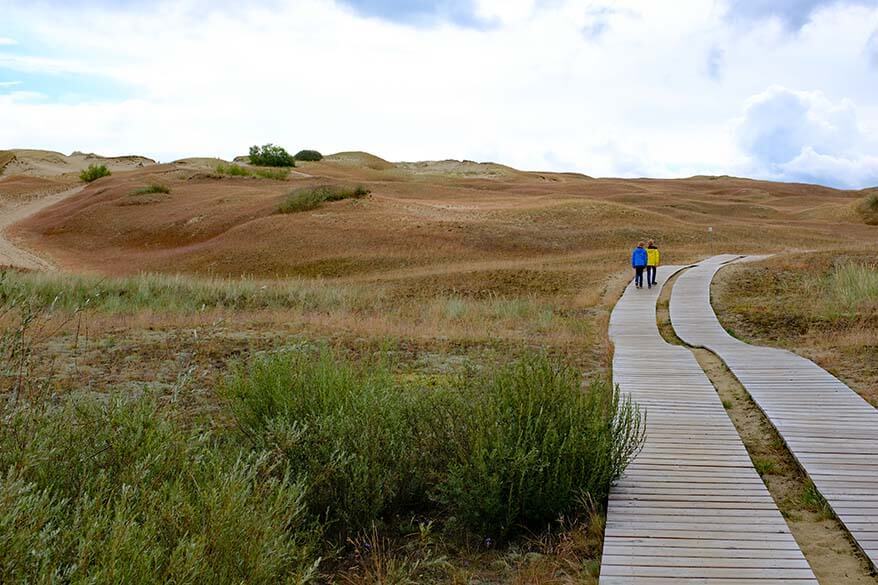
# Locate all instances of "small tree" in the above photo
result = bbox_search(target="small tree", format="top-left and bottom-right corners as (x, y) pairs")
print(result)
(294, 149), (323, 162)
(248, 144), (295, 167)
(79, 164), (111, 182)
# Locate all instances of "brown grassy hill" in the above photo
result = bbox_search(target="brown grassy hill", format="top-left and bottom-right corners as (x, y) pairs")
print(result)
(12, 154), (876, 285)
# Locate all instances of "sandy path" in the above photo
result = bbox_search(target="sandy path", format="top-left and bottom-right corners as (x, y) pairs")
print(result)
(0, 185), (83, 270)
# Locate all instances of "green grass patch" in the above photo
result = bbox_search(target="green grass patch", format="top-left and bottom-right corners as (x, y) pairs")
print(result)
(278, 185), (371, 214)
(216, 163), (252, 177)
(215, 163), (289, 180)
(857, 192), (878, 225)
(254, 167), (290, 181)
(130, 183), (171, 195)
(79, 164), (111, 182)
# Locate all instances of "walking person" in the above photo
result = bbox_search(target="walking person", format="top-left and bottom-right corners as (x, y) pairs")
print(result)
(631, 241), (648, 289)
(646, 239), (660, 288)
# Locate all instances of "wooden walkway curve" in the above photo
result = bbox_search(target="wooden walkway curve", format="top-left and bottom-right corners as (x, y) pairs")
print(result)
(600, 265), (816, 584)
(670, 255), (878, 570)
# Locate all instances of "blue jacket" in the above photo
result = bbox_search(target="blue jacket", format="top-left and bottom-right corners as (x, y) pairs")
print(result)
(631, 247), (648, 267)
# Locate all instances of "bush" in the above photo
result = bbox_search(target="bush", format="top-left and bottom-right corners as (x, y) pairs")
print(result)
(278, 185), (371, 214)
(79, 164), (111, 182)
(130, 183), (171, 195)
(438, 356), (644, 538)
(0, 395), (319, 584)
(254, 167), (290, 181)
(216, 163), (252, 177)
(294, 150), (323, 162)
(249, 144), (296, 167)
(223, 349), (644, 539)
(215, 164), (289, 181)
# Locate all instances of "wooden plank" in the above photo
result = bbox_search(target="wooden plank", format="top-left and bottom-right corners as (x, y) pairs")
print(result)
(669, 255), (878, 571)
(599, 264), (815, 583)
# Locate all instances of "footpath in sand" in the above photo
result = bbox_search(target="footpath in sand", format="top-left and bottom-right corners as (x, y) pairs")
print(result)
(671, 255), (878, 571)
(600, 264), (816, 584)
(0, 185), (83, 270)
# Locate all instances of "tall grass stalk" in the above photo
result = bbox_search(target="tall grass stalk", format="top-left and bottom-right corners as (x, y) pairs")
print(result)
(824, 263), (878, 311)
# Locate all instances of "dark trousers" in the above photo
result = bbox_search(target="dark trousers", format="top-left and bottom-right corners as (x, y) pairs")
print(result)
(634, 266), (645, 287)
(646, 266), (657, 286)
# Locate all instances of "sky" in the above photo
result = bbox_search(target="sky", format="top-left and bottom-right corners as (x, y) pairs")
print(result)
(1, 0), (877, 189)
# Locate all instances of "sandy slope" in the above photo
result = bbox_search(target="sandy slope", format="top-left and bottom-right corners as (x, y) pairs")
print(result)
(0, 185), (84, 269)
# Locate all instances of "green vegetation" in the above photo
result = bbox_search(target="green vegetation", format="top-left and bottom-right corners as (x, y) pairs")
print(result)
(224, 350), (644, 539)
(79, 164), (111, 182)
(294, 150), (323, 162)
(0, 395), (319, 584)
(1, 333), (643, 581)
(249, 144), (295, 167)
(216, 163), (252, 177)
(278, 185), (371, 214)
(130, 183), (171, 195)
(215, 163), (290, 180)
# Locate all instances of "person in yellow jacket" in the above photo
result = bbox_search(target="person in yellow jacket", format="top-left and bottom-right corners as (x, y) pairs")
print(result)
(646, 239), (660, 288)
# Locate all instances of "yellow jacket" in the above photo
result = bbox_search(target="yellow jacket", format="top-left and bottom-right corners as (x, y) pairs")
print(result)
(647, 247), (660, 266)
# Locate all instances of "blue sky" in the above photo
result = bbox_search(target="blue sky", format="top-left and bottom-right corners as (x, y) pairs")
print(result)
(2, 0), (878, 188)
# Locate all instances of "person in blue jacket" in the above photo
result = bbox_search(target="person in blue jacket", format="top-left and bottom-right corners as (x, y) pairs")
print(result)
(631, 241), (648, 289)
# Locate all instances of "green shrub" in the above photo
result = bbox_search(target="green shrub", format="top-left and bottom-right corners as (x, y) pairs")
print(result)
(437, 356), (644, 538)
(294, 150), (324, 162)
(278, 185), (371, 214)
(249, 144), (296, 167)
(0, 395), (319, 584)
(216, 163), (252, 177)
(254, 167), (291, 181)
(223, 349), (644, 539)
(223, 349), (450, 534)
(130, 183), (171, 195)
(79, 164), (111, 182)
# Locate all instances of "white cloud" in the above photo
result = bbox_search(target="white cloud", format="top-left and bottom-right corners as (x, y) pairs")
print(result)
(0, 37), (18, 46)
(737, 86), (878, 188)
(0, 0), (877, 187)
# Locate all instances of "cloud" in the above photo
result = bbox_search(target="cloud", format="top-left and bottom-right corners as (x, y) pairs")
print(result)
(0, 81), (22, 88)
(724, 0), (878, 30)
(737, 86), (878, 188)
(0, 0), (877, 187)
(0, 38), (18, 46)
(335, 0), (492, 27)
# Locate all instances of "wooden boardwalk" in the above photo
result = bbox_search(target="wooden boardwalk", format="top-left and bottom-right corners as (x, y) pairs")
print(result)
(600, 265), (816, 584)
(670, 255), (878, 570)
